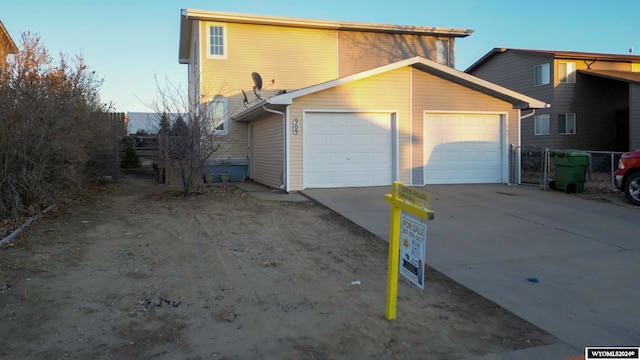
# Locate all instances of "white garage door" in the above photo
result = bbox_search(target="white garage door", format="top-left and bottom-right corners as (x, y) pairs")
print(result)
(304, 112), (393, 188)
(424, 113), (503, 184)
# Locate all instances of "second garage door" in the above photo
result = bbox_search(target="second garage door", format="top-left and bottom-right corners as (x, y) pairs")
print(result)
(304, 112), (393, 188)
(424, 113), (503, 184)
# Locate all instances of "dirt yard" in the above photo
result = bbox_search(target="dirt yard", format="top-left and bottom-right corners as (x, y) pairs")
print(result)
(0, 171), (558, 360)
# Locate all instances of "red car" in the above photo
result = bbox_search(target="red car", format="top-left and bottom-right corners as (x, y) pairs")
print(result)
(615, 150), (640, 205)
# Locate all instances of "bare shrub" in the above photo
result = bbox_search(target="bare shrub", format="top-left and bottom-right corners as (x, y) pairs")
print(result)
(150, 76), (226, 195)
(0, 32), (115, 224)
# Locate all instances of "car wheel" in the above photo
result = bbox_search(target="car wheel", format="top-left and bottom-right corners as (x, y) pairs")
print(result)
(623, 172), (640, 205)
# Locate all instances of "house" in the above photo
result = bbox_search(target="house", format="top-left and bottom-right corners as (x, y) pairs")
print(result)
(0, 20), (18, 66)
(126, 112), (168, 135)
(178, 10), (547, 190)
(466, 48), (640, 152)
(231, 56), (546, 191)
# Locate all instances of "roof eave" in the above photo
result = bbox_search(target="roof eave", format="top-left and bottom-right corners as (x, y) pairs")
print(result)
(466, 48), (640, 72)
(0, 21), (18, 54)
(182, 9), (473, 37)
(237, 56), (548, 122)
(464, 48), (507, 73)
(231, 101), (290, 122)
(579, 69), (640, 84)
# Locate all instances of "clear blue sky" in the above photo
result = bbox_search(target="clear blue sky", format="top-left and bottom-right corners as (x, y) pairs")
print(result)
(2, 0), (639, 112)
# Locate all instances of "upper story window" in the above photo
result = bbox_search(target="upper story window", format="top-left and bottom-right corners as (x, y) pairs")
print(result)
(436, 39), (448, 65)
(558, 113), (576, 135)
(534, 63), (550, 86)
(534, 114), (550, 136)
(558, 62), (576, 83)
(208, 96), (228, 135)
(207, 23), (227, 59)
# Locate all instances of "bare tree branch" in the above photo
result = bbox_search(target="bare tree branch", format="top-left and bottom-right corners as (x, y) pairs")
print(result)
(148, 73), (227, 195)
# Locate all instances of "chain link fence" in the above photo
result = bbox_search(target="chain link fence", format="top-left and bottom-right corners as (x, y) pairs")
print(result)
(516, 146), (625, 191)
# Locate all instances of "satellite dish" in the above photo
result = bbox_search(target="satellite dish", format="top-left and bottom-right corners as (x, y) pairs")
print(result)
(251, 72), (263, 91)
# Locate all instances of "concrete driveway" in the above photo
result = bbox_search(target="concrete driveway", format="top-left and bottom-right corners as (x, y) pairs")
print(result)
(304, 184), (640, 358)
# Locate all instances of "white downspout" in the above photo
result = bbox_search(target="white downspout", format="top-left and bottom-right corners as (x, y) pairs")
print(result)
(514, 109), (537, 185)
(262, 105), (287, 190)
(520, 108), (536, 120)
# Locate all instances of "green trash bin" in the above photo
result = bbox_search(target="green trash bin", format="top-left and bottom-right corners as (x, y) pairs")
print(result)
(549, 150), (590, 193)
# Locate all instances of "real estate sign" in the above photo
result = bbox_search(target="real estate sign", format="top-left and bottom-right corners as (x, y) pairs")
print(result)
(399, 212), (426, 290)
(384, 182), (434, 320)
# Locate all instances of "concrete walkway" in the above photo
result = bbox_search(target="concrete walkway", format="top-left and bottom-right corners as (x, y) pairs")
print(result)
(304, 184), (640, 359)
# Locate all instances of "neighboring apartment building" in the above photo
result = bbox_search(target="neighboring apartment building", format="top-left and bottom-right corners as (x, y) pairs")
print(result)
(466, 48), (640, 152)
(0, 20), (18, 66)
(179, 10), (547, 190)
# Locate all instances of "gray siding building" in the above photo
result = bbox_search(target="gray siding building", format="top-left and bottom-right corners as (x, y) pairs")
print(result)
(467, 48), (640, 152)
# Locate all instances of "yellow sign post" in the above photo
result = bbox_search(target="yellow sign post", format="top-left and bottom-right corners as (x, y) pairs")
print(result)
(384, 182), (434, 320)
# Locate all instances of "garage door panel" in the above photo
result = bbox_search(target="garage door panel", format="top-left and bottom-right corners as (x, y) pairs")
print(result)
(424, 113), (502, 185)
(330, 172), (349, 184)
(307, 153), (327, 166)
(330, 134), (348, 145)
(351, 134), (369, 145)
(370, 134), (389, 146)
(349, 152), (370, 164)
(304, 112), (392, 188)
(350, 171), (371, 184)
(307, 134), (328, 146)
(328, 152), (348, 163)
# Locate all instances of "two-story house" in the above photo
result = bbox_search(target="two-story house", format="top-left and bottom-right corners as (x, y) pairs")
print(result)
(0, 20), (18, 67)
(466, 48), (640, 152)
(178, 10), (547, 191)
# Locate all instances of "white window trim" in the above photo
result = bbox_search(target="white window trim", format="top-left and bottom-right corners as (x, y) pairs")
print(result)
(558, 113), (576, 135)
(534, 114), (550, 136)
(559, 62), (576, 83)
(534, 63), (550, 86)
(206, 22), (227, 60)
(209, 97), (228, 135)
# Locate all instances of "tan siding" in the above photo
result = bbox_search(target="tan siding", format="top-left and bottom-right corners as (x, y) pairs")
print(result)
(198, 21), (339, 159)
(338, 32), (451, 76)
(631, 84), (640, 150)
(288, 67), (411, 190)
(199, 21), (338, 101)
(253, 114), (284, 189)
(412, 69), (518, 183)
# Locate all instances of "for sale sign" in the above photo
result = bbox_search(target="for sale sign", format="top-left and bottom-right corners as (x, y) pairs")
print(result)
(399, 212), (426, 290)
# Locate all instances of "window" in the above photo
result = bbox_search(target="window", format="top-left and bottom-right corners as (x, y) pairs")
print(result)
(534, 114), (550, 135)
(436, 39), (448, 65)
(207, 23), (227, 59)
(558, 62), (576, 83)
(558, 113), (576, 135)
(534, 63), (550, 86)
(209, 97), (228, 135)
